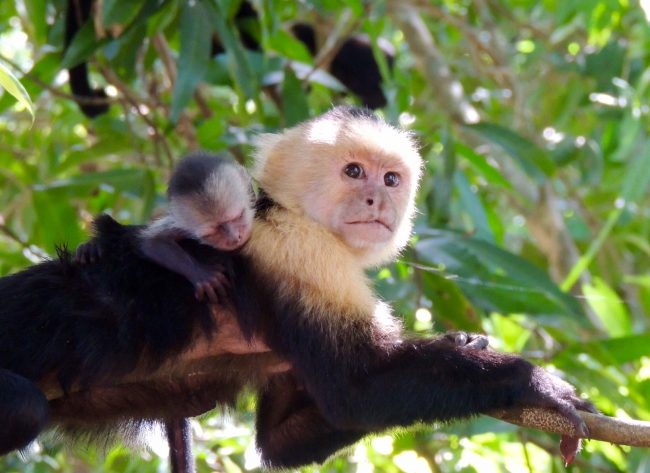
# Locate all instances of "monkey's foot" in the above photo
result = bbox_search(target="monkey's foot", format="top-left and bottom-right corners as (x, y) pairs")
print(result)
(524, 367), (598, 464)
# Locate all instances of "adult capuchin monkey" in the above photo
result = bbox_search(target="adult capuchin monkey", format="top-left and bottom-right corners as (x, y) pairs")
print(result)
(0, 106), (593, 473)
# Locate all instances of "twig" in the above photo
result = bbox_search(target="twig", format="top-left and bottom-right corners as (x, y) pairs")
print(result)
(99, 65), (174, 167)
(304, 9), (362, 83)
(389, 3), (480, 125)
(0, 55), (113, 107)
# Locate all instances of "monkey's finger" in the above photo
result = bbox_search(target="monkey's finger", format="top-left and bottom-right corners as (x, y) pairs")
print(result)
(205, 285), (220, 304)
(195, 285), (205, 301)
(214, 272), (230, 288)
(454, 332), (468, 346)
(465, 335), (489, 350)
(212, 282), (229, 302)
(571, 396), (598, 414)
(555, 401), (590, 438)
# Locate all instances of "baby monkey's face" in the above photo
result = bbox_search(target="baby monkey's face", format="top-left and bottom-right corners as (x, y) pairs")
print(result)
(172, 162), (255, 252)
(201, 205), (253, 251)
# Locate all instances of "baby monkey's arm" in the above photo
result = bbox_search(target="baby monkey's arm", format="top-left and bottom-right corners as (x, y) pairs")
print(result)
(139, 227), (230, 304)
(75, 226), (230, 304)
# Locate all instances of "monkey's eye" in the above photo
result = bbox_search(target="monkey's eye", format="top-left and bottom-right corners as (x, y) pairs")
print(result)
(344, 163), (364, 179)
(384, 172), (400, 187)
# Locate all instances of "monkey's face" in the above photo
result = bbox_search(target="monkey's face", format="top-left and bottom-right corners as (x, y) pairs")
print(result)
(303, 149), (412, 251)
(201, 205), (254, 251)
(254, 108), (422, 266)
(172, 163), (254, 252)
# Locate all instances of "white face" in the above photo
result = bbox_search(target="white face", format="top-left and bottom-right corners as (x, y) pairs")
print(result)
(254, 110), (422, 265)
(172, 164), (254, 251)
(303, 149), (411, 250)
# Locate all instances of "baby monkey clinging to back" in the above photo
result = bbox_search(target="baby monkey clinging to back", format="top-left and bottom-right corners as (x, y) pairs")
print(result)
(77, 153), (255, 302)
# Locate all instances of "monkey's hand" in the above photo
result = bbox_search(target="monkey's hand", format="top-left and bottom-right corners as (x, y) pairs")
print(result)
(75, 239), (102, 264)
(521, 367), (598, 465)
(193, 267), (231, 304)
(443, 331), (489, 350)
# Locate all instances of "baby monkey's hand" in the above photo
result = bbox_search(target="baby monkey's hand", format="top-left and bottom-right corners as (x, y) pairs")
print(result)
(192, 266), (231, 305)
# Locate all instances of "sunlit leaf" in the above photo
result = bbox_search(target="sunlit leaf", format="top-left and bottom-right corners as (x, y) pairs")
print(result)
(0, 62), (34, 122)
(281, 67), (309, 126)
(170, 0), (213, 123)
(414, 229), (585, 319)
(582, 277), (632, 337)
(467, 122), (555, 182)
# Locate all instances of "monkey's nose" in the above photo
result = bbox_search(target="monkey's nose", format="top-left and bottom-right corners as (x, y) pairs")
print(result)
(366, 198), (374, 206)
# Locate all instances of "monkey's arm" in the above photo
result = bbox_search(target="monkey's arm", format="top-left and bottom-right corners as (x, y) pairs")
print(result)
(279, 328), (594, 436)
(254, 334), (489, 468)
(139, 235), (229, 303)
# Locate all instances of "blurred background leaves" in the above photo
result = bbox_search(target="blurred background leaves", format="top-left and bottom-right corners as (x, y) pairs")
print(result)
(1, 0), (650, 471)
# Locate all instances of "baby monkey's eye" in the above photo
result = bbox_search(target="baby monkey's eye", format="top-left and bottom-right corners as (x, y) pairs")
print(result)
(344, 163), (364, 179)
(384, 172), (400, 187)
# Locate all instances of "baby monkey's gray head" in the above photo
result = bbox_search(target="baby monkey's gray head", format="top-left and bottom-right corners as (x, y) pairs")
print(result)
(168, 153), (254, 251)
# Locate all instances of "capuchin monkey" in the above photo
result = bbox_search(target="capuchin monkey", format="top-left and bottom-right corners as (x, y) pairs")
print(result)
(235, 106), (595, 467)
(0, 107), (593, 473)
(76, 153), (254, 303)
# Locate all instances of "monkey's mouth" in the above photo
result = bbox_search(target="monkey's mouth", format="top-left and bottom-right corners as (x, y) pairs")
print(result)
(346, 220), (393, 232)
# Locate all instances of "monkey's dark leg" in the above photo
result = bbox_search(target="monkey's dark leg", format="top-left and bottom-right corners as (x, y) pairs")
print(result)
(256, 374), (366, 468)
(0, 369), (49, 455)
(139, 237), (229, 303)
(165, 418), (195, 473)
(64, 0), (109, 118)
(327, 339), (593, 431)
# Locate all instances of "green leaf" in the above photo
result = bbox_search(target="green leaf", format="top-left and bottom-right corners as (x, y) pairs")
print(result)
(24, 0), (48, 43)
(429, 130), (455, 225)
(455, 142), (512, 190)
(31, 190), (85, 253)
(207, 0), (259, 100)
(564, 334), (650, 364)
(621, 139), (650, 203)
(454, 170), (494, 242)
(582, 277), (632, 337)
(467, 122), (556, 182)
(34, 169), (155, 199)
(414, 229), (585, 319)
(420, 271), (483, 332)
(269, 30), (313, 63)
(0, 61), (34, 123)
(102, 0), (143, 27)
(281, 67), (309, 126)
(60, 21), (104, 69)
(170, 0), (213, 123)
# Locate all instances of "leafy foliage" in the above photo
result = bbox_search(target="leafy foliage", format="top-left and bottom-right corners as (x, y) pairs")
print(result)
(0, 0), (649, 471)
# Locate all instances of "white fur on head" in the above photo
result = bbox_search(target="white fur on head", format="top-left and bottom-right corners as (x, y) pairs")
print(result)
(252, 107), (422, 267)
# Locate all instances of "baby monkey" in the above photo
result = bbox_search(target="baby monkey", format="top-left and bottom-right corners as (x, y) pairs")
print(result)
(76, 153), (255, 303)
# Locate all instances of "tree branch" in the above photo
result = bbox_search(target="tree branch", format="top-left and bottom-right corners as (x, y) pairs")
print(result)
(40, 330), (650, 449)
(491, 407), (650, 448)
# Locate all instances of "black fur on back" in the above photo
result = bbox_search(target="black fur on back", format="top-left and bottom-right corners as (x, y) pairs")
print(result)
(0, 215), (225, 393)
(168, 152), (235, 197)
